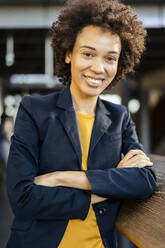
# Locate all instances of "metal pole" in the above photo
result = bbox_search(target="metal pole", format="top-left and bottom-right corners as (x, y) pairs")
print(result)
(45, 35), (54, 75)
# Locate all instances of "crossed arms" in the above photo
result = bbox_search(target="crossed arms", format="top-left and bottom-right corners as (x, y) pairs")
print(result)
(34, 149), (153, 204)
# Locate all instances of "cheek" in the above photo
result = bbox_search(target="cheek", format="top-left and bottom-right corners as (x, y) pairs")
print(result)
(70, 63), (79, 80)
(71, 59), (88, 75)
(107, 64), (118, 77)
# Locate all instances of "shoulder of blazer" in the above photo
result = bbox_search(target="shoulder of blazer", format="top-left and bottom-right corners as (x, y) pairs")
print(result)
(21, 91), (60, 111)
(18, 91), (62, 130)
(20, 91), (62, 117)
(100, 98), (128, 117)
(99, 98), (132, 133)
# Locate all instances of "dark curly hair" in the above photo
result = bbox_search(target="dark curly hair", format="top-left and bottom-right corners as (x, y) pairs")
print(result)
(51, 0), (147, 89)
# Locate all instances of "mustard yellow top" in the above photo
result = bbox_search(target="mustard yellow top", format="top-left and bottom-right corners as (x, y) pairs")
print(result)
(58, 112), (104, 248)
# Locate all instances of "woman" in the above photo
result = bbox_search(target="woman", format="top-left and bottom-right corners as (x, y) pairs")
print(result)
(6, 0), (157, 248)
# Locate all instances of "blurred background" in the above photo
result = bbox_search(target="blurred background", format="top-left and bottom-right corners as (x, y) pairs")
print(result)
(0, 0), (165, 247)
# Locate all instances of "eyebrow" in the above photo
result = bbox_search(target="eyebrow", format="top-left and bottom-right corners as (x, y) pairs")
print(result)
(80, 45), (119, 54)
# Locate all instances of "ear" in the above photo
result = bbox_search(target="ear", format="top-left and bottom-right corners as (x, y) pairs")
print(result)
(65, 51), (71, 64)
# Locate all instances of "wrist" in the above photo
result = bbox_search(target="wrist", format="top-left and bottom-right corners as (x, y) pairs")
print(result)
(41, 171), (61, 187)
(55, 171), (76, 187)
(52, 171), (61, 186)
(55, 171), (92, 190)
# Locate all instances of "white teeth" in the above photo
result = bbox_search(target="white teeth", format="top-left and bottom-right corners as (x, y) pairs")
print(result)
(89, 78), (100, 84)
(86, 77), (102, 84)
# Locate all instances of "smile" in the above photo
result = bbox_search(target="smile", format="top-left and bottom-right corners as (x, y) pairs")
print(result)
(84, 75), (104, 87)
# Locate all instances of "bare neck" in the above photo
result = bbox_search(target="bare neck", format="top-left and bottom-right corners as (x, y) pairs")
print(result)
(70, 87), (98, 115)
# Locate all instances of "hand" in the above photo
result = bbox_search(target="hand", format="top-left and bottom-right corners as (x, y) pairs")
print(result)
(91, 194), (108, 204)
(117, 149), (153, 168)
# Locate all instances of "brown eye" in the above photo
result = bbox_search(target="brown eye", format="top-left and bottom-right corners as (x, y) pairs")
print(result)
(107, 57), (115, 61)
(106, 56), (118, 64)
(83, 52), (93, 58)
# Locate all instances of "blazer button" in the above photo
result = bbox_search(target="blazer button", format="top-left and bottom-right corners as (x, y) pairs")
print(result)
(99, 208), (106, 215)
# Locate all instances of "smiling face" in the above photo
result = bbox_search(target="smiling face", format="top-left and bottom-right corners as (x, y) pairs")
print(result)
(65, 25), (121, 99)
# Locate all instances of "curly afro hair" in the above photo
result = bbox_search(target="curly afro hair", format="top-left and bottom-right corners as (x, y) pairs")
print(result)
(51, 0), (147, 89)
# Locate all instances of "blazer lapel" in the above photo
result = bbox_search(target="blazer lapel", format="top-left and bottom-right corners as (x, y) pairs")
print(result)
(56, 86), (82, 168)
(88, 98), (112, 157)
(55, 86), (112, 168)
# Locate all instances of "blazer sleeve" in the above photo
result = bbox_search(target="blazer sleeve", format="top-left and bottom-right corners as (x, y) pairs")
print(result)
(85, 107), (157, 200)
(6, 96), (91, 221)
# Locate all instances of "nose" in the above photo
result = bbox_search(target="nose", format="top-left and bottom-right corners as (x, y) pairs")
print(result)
(90, 58), (105, 74)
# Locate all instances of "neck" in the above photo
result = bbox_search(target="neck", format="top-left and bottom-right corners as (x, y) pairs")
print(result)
(70, 86), (98, 115)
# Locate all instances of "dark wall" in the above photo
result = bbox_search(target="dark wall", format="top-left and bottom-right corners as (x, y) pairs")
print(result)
(0, 0), (65, 5)
(0, 0), (164, 6)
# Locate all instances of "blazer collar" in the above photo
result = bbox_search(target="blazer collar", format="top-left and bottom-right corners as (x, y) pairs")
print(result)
(56, 86), (112, 167)
(56, 86), (82, 168)
(88, 97), (112, 157)
(56, 85), (74, 112)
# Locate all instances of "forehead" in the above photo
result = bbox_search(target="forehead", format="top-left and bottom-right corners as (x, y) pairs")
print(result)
(74, 25), (121, 52)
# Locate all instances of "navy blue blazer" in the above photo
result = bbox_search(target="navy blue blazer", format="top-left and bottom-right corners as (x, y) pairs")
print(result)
(6, 86), (157, 248)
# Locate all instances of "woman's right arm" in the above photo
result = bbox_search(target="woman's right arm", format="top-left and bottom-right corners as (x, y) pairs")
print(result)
(6, 96), (91, 221)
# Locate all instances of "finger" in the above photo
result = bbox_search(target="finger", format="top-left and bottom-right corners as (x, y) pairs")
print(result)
(129, 160), (153, 168)
(119, 161), (153, 168)
(121, 156), (153, 168)
(132, 160), (153, 168)
(123, 155), (151, 164)
(122, 154), (151, 167)
(122, 150), (141, 162)
(121, 149), (149, 163)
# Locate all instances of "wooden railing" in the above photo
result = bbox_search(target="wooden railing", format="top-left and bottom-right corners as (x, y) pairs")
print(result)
(115, 154), (165, 248)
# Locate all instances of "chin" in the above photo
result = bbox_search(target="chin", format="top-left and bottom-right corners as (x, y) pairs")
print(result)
(83, 88), (101, 97)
